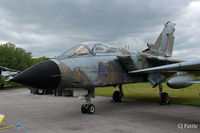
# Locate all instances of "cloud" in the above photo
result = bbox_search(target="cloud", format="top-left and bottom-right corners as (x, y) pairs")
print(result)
(0, 0), (198, 60)
(174, 1), (200, 60)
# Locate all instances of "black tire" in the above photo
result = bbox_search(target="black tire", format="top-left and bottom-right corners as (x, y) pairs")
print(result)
(160, 92), (170, 105)
(81, 104), (88, 114)
(0, 84), (4, 89)
(88, 104), (95, 114)
(112, 91), (121, 102)
(37, 89), (44, 95)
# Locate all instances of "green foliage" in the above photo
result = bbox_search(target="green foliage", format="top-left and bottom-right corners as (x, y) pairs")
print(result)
(0, 43), (33, 71)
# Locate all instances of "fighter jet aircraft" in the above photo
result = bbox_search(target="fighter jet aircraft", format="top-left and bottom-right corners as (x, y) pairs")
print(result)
(0, 66), (20, 89)
(11, 21), (183, 114)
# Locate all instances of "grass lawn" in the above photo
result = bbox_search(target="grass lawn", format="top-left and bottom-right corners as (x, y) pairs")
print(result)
(4, 83), (25, 88)
(96, 83), (200, 106)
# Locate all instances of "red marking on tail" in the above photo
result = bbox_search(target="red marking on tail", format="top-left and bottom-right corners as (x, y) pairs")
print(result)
(132, 60), (138, 70)
(164, 42), (168, 52)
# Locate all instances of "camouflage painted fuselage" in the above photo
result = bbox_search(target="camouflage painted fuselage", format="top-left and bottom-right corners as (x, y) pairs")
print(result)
(53, 52), (145, 89)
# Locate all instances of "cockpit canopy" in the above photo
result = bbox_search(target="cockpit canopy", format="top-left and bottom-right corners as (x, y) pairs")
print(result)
(60, 42), (130, 57)
(63, 45), (90, 56)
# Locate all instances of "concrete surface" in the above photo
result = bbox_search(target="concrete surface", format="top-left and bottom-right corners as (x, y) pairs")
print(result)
(0, 88), (199, 133)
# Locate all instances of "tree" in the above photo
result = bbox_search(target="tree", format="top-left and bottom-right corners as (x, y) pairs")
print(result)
(0, 43), (33, 71)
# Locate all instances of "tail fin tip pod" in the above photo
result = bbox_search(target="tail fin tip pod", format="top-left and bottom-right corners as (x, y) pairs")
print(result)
(144, 21), (176, 57)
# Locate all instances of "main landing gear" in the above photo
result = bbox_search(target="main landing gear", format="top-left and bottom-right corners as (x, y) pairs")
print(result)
(112, 85), (124, 102)
(159, 84), (170, 105)
(81, 89), (95, 114)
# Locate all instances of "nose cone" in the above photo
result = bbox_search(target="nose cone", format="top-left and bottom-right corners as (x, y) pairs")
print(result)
(11, 60), (61, 89)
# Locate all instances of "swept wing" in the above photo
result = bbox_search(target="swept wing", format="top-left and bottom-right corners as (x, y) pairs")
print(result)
(129, 60), (200, 75)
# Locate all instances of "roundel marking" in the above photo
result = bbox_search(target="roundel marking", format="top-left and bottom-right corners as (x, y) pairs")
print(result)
(98, 65), (106, 77)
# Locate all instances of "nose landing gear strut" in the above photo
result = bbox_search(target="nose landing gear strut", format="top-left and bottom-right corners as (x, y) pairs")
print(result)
(80, 88), (95, 114)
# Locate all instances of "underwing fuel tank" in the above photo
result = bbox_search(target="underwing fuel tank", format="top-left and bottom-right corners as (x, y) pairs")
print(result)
(166, 75), (194, 89)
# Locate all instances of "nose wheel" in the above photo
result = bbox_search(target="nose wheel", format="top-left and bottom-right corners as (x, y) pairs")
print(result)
(81, 104), (95, 114)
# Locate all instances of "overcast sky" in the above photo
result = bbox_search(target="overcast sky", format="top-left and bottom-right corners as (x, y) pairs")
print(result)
(0, 0), (200, 60)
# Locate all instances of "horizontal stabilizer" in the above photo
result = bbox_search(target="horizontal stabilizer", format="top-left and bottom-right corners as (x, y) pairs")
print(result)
(146, 55), (183, 65)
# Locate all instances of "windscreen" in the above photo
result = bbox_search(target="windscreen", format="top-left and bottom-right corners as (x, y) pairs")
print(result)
(63, 45), (90, 56)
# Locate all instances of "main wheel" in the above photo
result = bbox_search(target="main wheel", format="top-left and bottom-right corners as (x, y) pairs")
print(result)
(81, 104), (88, 114)
(160, 92), (170, 105)
(112, 91), (121, 102)
(88, 104), (95, 114)
(37, 88), (44, 95)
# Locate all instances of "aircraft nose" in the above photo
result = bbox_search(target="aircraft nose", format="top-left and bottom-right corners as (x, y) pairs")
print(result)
(11, 60), (61, 89)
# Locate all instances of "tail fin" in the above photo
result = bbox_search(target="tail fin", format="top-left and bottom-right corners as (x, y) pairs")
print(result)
(144, 21), (175, 57)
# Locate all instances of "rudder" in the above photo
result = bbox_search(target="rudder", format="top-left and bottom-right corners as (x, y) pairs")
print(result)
(144, 21), (175, 57)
